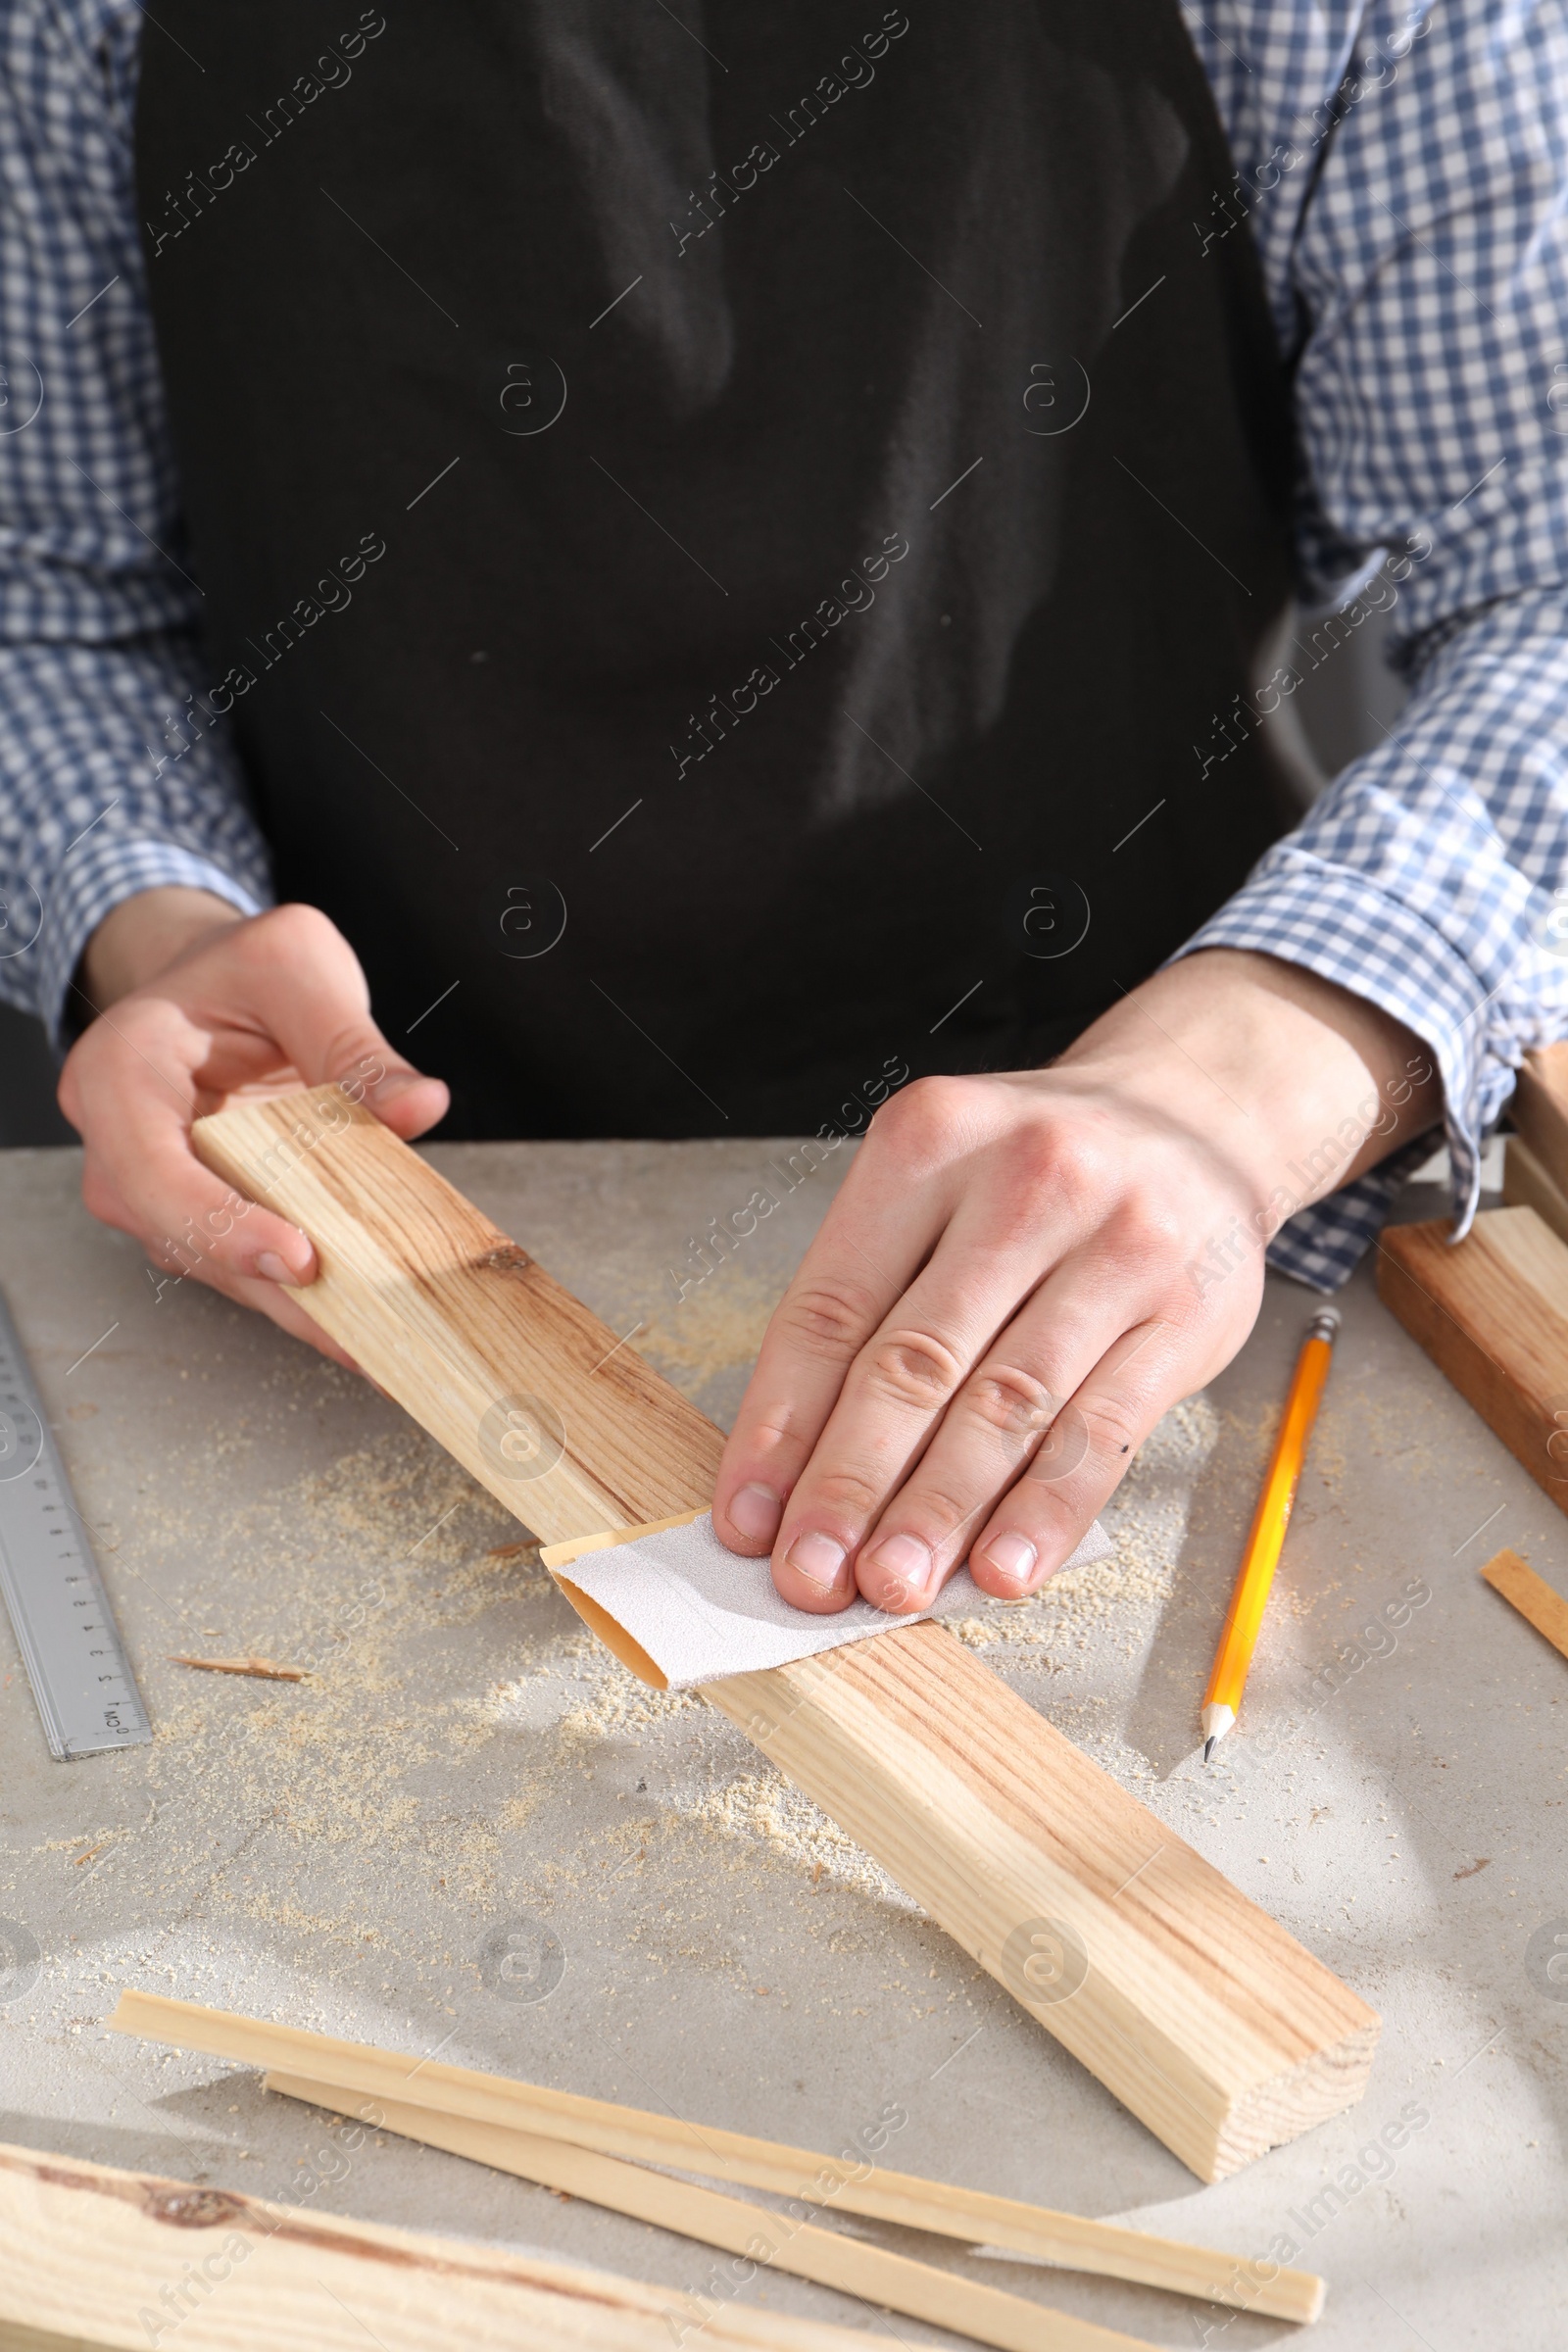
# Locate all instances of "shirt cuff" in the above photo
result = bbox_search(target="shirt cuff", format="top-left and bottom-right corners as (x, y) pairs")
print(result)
(36, 832), (270, 1052)
(1172, 856), (1491, 1288)
(1259, 1137), (1439, 1292)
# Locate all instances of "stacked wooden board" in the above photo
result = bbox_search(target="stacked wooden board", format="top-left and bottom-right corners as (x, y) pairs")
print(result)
(1507, 1040), (1568, 1244)
(1377, 1201), (1568, 1510)
(1380, 1045), (1568, 1517)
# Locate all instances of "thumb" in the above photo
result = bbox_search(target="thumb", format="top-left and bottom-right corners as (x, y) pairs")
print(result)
(244, 906), (450, 1139)
(343, 1048), (450, 1143)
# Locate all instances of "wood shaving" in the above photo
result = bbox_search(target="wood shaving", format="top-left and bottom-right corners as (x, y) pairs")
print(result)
(168, 1655), (308, 1681)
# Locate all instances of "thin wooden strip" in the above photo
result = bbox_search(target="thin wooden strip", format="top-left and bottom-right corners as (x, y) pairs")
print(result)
(0, 2138), (870, 2352)
(107, 1991), (1321, 2322)
(168, 1653), (307, 1681)
(191, 1090), (1380, 2180)
(1481, 1546), (1568, 1666)
(266, 2073), (1161, 2352)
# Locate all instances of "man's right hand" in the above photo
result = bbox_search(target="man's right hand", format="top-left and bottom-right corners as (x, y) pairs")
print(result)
(59, 891), (448, 1363)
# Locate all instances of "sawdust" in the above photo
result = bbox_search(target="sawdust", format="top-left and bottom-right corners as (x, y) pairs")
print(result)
(488, 1608), (907, 1901)
(92, 1427), (537, 1943)
(69, 1374), (1228, 1964)
(635, 1259), (782, 1387)
(949, 1396), (1221, 1659)
(555, 1668), (702, 1746)
(677, 1771), (909, 1905)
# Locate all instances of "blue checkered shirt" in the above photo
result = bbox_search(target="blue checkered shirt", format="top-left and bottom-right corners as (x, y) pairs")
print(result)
(3, 1), (1567, 1286)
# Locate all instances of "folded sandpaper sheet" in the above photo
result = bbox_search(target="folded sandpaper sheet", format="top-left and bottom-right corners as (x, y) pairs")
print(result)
(547, 1511), (1114, 1690)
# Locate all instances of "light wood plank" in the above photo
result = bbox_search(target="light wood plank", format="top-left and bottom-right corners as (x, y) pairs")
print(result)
(108, 1991), (1322, 2322)
(0, 2139), (868, 2352)
(191, 1087), (722, 1540)
(266, 2073), (1161, 2352)
(1481, 1545), (1568, 1666)
(1376, 1206), (1568, 1515)
(192, 1090), (1379, 2181)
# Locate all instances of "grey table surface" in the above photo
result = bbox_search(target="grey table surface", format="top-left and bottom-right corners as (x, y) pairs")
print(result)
(0, 1138), (1564, 2351)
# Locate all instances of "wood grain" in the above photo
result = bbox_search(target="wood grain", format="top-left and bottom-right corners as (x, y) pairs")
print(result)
(266, 2073), (1161, 2352)
(1509, 1045), (1568, 1198)
(0, 2139), (869, 2352)
(1502, 1132), (1568, 1251)
(109, 1990), (1323, 2322)
(1481, 1545), (1568, 1666)
(192, 1088), (723, 1542)
(193, 1089), (1378, 2181)
(1377, 1206), (1568, 1514)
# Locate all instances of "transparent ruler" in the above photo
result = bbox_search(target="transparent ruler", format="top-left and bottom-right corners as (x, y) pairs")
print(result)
(0, 1289), (149, 1759)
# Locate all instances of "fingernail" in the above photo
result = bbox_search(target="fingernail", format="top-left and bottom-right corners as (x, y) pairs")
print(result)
(863, 1531), (933, 1607)
(728, 1483), (783, 1544)
(257, 1251), (294, 1284)
(979, 1532), (1038, 1587)
(784, 1531), (847, 1588)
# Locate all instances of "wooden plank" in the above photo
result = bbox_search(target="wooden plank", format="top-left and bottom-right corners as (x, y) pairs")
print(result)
(1501, 1132), (1568, 1250)
(1376, 1206), (1568, 1515)
(0, 2139), (868, 2352)
(713, 1633), (1376, 2180)
(193, 1087), (723, 1541)
(1481, 1545), (1568, 1667)
(192, 1089), (1378, 2181)
(266, 2074), (1159, 2352)
(1509, 1045), (1568, 1197)
(108, 1990), (1324, 2323)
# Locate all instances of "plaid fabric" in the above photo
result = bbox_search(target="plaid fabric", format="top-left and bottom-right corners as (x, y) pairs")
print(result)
(0, 1), (269, 1034)
(1178, 1), (1568, 1282)
(2, 2), (1566, 1287)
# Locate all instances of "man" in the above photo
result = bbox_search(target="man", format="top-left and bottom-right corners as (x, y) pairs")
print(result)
(2, 3), (1563, 1620)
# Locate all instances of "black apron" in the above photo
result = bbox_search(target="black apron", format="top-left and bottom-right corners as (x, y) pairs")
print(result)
(135, 2), (1295, 1138)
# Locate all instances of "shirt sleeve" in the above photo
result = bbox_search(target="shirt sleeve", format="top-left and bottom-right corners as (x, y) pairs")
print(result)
(0, 0), (270, 1046)
(1173, 0), (1568, 1286)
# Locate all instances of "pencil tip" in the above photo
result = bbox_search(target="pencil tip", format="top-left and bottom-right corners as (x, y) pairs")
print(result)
(1202, 1737), (1215, 1764)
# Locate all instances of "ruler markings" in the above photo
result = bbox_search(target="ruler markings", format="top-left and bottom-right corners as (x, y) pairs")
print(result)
(0, 1290), (150, 1760)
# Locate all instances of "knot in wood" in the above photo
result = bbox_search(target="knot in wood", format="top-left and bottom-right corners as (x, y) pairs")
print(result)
(476, 1245), (532, 1276)
(143, 2184), (245, 2230)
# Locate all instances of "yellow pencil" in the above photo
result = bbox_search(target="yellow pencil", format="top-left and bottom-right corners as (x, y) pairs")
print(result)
(1201, 1306), (1340, 1760)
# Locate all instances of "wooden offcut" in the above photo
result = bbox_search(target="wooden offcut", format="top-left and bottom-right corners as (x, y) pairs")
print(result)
(108, 1990), (1325, 2323)
(1481, 1545), (1568, 1667)
(1509, 1043), (1568, 1197)
(1377, 1205), (1568, 1514)
(267, 2077), (1158, 2352)
(0, 2138), (869, 2352)
(1501, 1131), (1568, 1250)
(168, 1653), (307, 1681)
(192, 1088), (1379, 2181)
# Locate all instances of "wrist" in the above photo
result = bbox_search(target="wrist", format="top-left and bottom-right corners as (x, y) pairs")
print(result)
(78, 887), (248, 1011)
(1058, 949), (1442, 1210)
